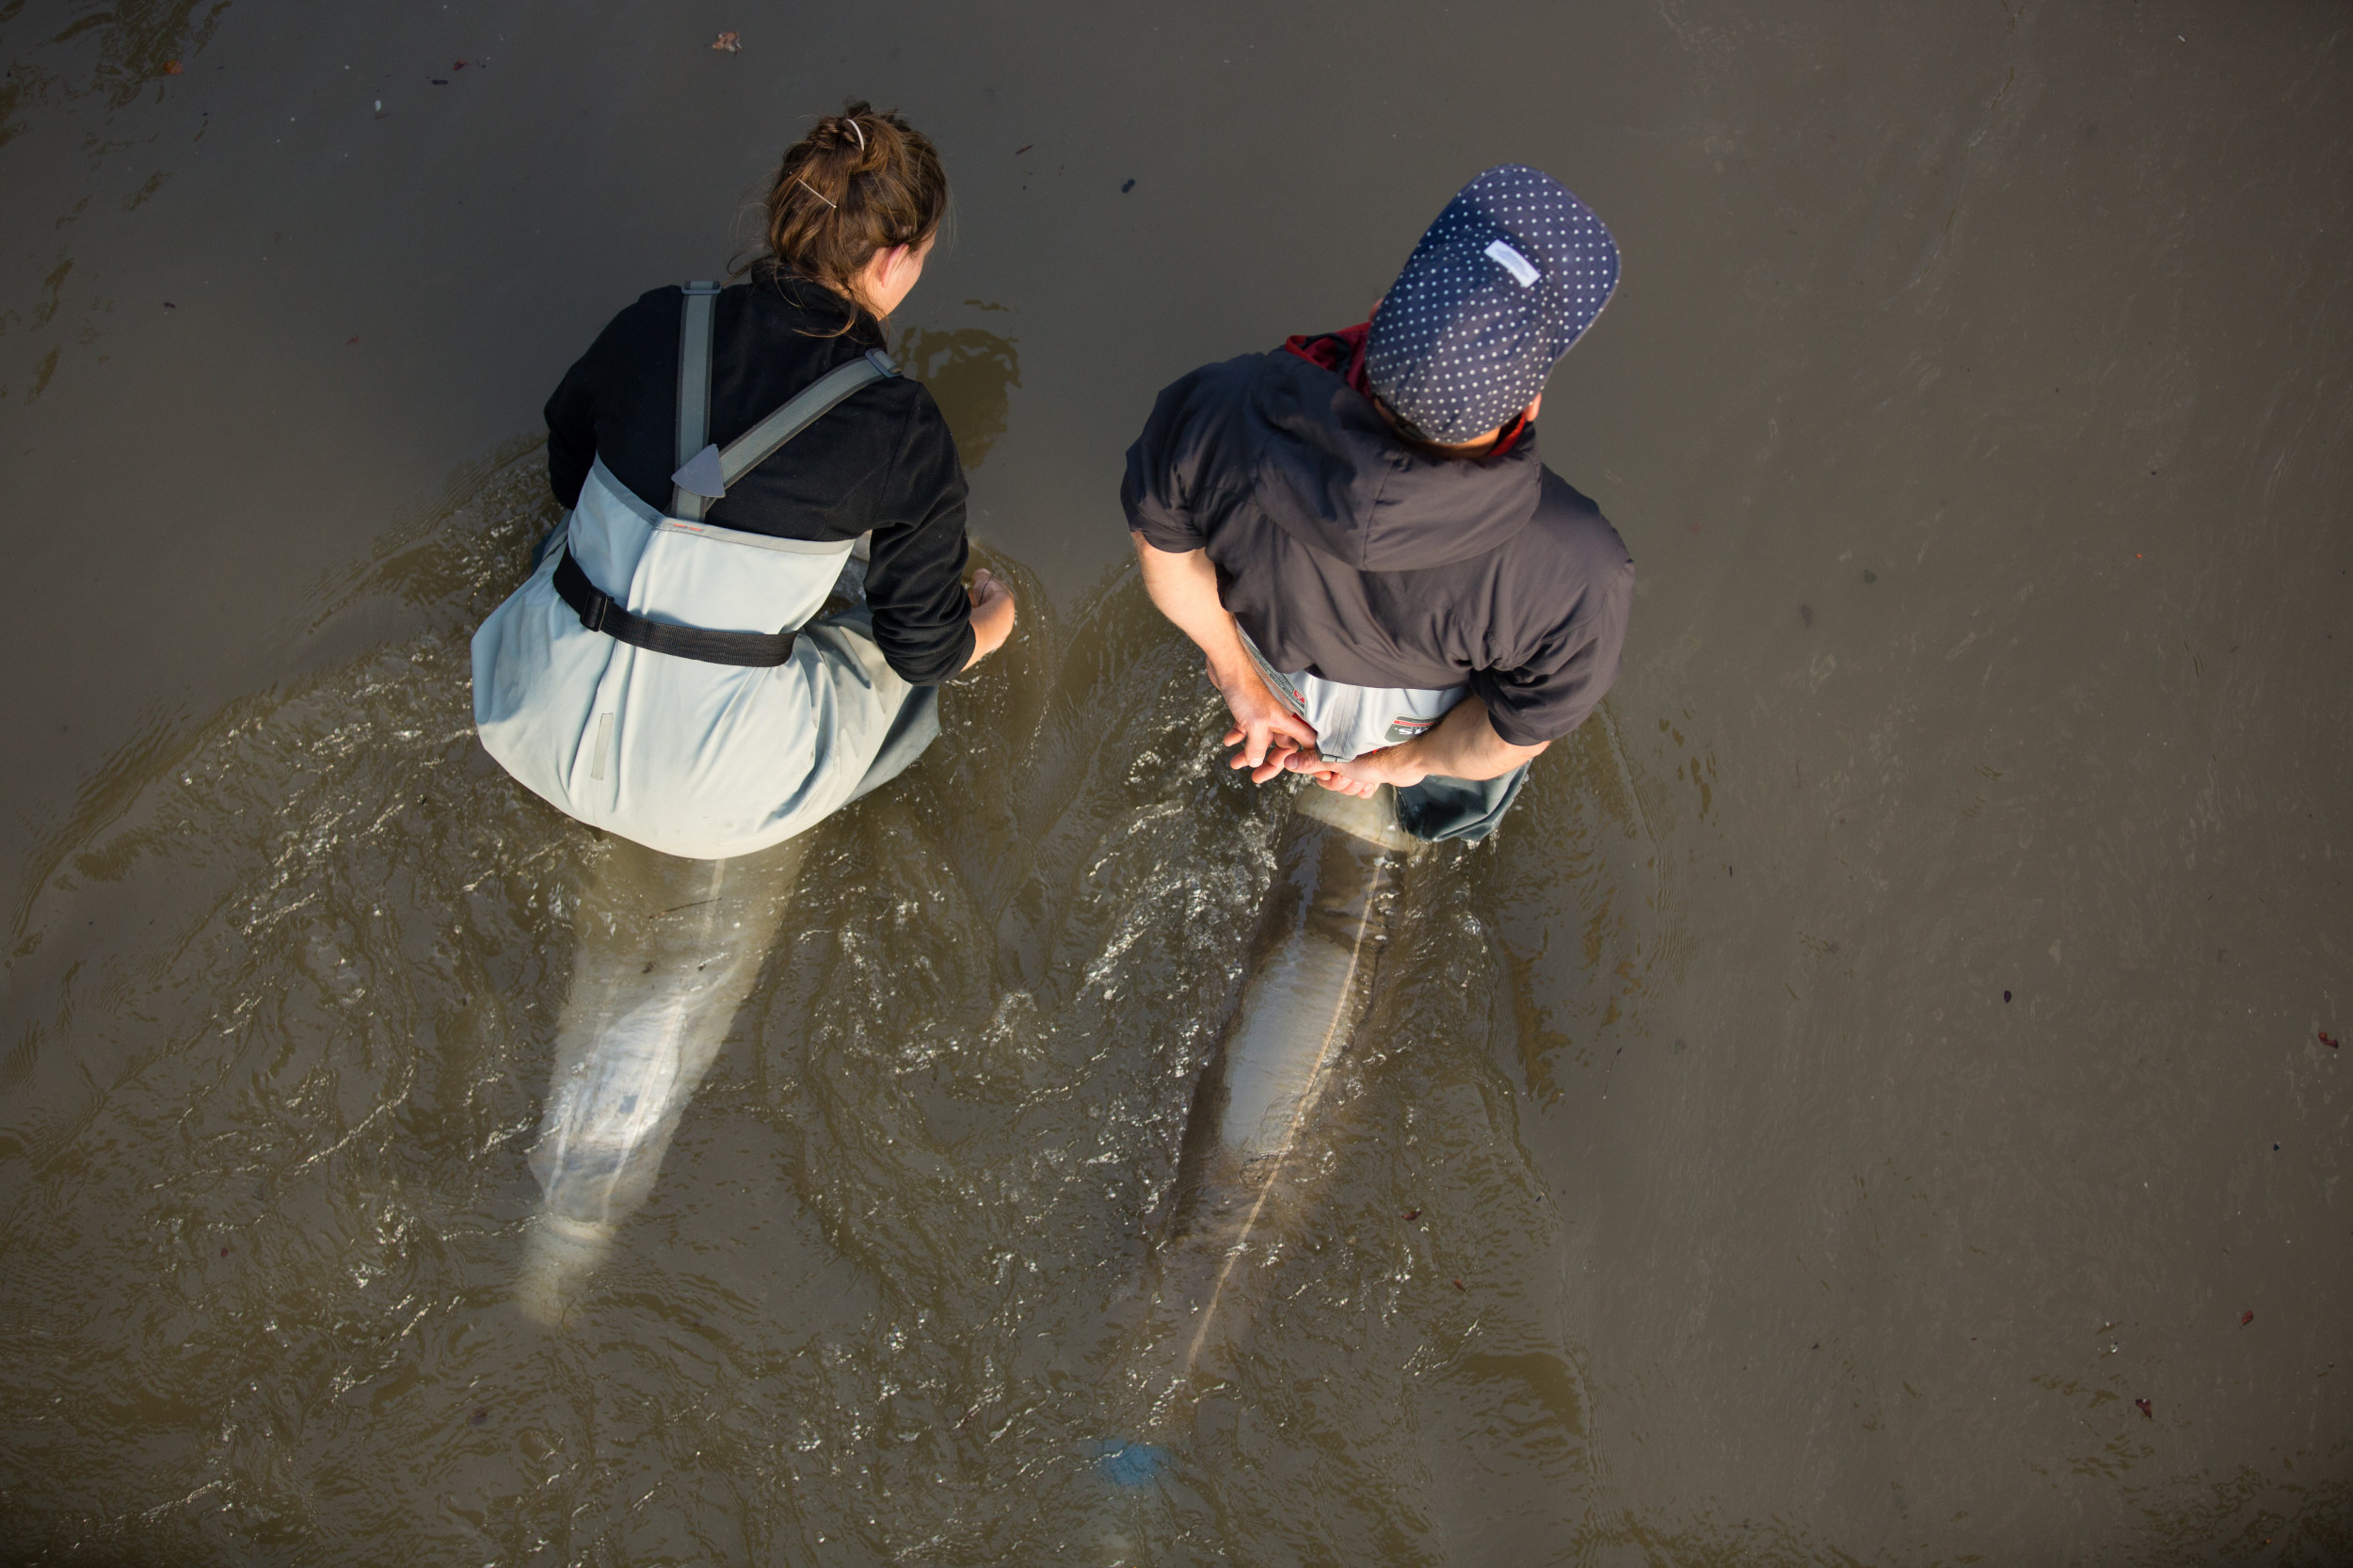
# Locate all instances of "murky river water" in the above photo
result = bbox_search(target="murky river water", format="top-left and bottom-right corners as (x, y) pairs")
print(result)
(3, 2), (2348, 1563)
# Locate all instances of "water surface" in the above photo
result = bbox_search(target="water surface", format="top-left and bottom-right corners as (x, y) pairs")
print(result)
(2, 1), (2348, 1562)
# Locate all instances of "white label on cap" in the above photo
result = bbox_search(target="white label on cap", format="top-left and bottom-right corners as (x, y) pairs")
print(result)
(1484, 238), (1541, 288)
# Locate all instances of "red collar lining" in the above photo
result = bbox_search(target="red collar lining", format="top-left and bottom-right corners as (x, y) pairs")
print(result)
(1281, 322), (1529, 456)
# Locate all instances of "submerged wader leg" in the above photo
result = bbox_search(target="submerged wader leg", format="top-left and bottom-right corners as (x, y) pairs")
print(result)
(1099, 787), (1419, 1480)
(516, 830), (807, 1324)
(1167, 786), (1416, 1247)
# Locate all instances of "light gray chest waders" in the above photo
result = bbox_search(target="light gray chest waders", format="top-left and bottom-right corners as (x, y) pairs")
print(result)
(471, 282), (929, 859)
(548, 281), (904, 665)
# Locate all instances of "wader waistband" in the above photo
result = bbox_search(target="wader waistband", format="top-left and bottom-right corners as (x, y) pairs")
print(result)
(552, 549), (801, 666)
(556, 280), (901, 667)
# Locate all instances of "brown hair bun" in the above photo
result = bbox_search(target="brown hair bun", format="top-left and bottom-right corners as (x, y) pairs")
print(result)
(742, 101), (948, 335)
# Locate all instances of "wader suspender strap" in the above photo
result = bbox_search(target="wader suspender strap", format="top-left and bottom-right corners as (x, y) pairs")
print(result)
(553, 280), (904, 668)
(670, 281), (722, 522)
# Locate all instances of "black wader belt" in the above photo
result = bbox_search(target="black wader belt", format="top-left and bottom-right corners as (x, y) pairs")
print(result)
(556, 279), (903, 666)
(552, 549), (800, 667)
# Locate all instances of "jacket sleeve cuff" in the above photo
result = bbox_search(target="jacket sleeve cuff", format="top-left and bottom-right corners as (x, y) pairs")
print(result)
(907, 620), (978, 687)
(1472, 677), (1586, 749)
(1119, 472), (1204, 554)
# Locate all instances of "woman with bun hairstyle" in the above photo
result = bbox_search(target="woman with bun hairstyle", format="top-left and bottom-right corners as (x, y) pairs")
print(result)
(477, 100), (1014, 854)
(472, 103), (1015, 1320)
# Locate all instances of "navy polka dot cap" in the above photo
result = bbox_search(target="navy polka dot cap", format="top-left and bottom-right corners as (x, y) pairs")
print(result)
(1365, 165), (1620, 443)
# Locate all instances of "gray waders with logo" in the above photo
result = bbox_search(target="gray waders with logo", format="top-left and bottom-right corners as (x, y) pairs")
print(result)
(473, 283), (942, 1322)
(1239, 629), (1528, 845)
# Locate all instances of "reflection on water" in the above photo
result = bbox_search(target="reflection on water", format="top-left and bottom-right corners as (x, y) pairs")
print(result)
(896, 318), (1020, 470)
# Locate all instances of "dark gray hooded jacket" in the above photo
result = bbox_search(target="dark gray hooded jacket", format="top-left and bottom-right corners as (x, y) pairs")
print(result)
(1121, 347), (1633, 747)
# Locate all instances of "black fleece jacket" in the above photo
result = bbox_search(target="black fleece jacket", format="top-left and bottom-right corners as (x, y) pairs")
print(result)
(1122, 348), (1634, 746)
(544, 273), (975, 684)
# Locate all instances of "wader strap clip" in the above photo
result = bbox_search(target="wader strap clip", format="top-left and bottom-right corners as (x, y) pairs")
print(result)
(553, 549), (799, 668)
(665, 278), (901, 521)
(569, 279), (900, 666)
(708, 348), (901, 493)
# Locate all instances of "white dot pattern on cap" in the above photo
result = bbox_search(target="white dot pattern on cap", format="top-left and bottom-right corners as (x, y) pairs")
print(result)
(1365, 164), (1621, 444)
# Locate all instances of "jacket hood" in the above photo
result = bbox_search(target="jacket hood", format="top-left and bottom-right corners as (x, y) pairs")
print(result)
(1243, 350), (1543, 571)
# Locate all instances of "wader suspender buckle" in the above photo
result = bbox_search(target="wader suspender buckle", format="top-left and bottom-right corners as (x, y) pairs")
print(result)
(553, 280), (903, 668)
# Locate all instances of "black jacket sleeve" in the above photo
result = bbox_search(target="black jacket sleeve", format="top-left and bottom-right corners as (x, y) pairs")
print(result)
(864, 386), (976, 685)
(543, 307), (638, 511)
(1119, 370), (1213, 552)
(1469, 550), (1635, 746)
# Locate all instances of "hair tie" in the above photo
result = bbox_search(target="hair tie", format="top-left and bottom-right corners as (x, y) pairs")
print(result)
(846, 118), (866, 152)
(796, 176), (837, 210)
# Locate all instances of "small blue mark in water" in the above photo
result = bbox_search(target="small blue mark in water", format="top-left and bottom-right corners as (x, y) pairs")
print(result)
(1121, 179), (1135, 193)
(1085, 1439), (1168, 1487)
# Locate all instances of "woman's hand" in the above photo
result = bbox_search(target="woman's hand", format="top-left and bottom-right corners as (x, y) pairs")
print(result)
(961, 568), (1017, 670)
(964, 568), (1016, 666)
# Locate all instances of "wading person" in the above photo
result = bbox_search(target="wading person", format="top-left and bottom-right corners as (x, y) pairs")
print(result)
(472, 103), (1015, 1321)
(1087, 170), (1632, 1475)
(1123, 164), (1630, 840)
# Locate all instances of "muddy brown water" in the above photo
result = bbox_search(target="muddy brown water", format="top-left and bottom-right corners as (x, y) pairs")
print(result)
(3, 1), (2349, 1563)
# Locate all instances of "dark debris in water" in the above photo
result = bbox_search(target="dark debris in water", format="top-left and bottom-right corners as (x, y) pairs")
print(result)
(1121, 179), (1135, 193)
(2242, 1310), (2255, 1326)
(1402, 1208), (1419, 1222)
(2321, 1030), (2340, 1049)
(2135, 1398), (2153, 1419)
(470, 1407), (488, 1426)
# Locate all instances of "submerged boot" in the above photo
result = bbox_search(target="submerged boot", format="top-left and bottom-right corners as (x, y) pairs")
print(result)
(514, 1214), (616, 1327)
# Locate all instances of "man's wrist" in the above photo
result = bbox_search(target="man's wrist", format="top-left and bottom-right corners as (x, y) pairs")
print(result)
(1204, 647), (1260, 696)
(1377, 738), (1433, 786)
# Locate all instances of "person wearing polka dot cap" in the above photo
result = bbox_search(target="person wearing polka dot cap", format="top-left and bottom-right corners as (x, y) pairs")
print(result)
(1120, 165), (1633, 841)
(1367, 163), (1621, 443)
